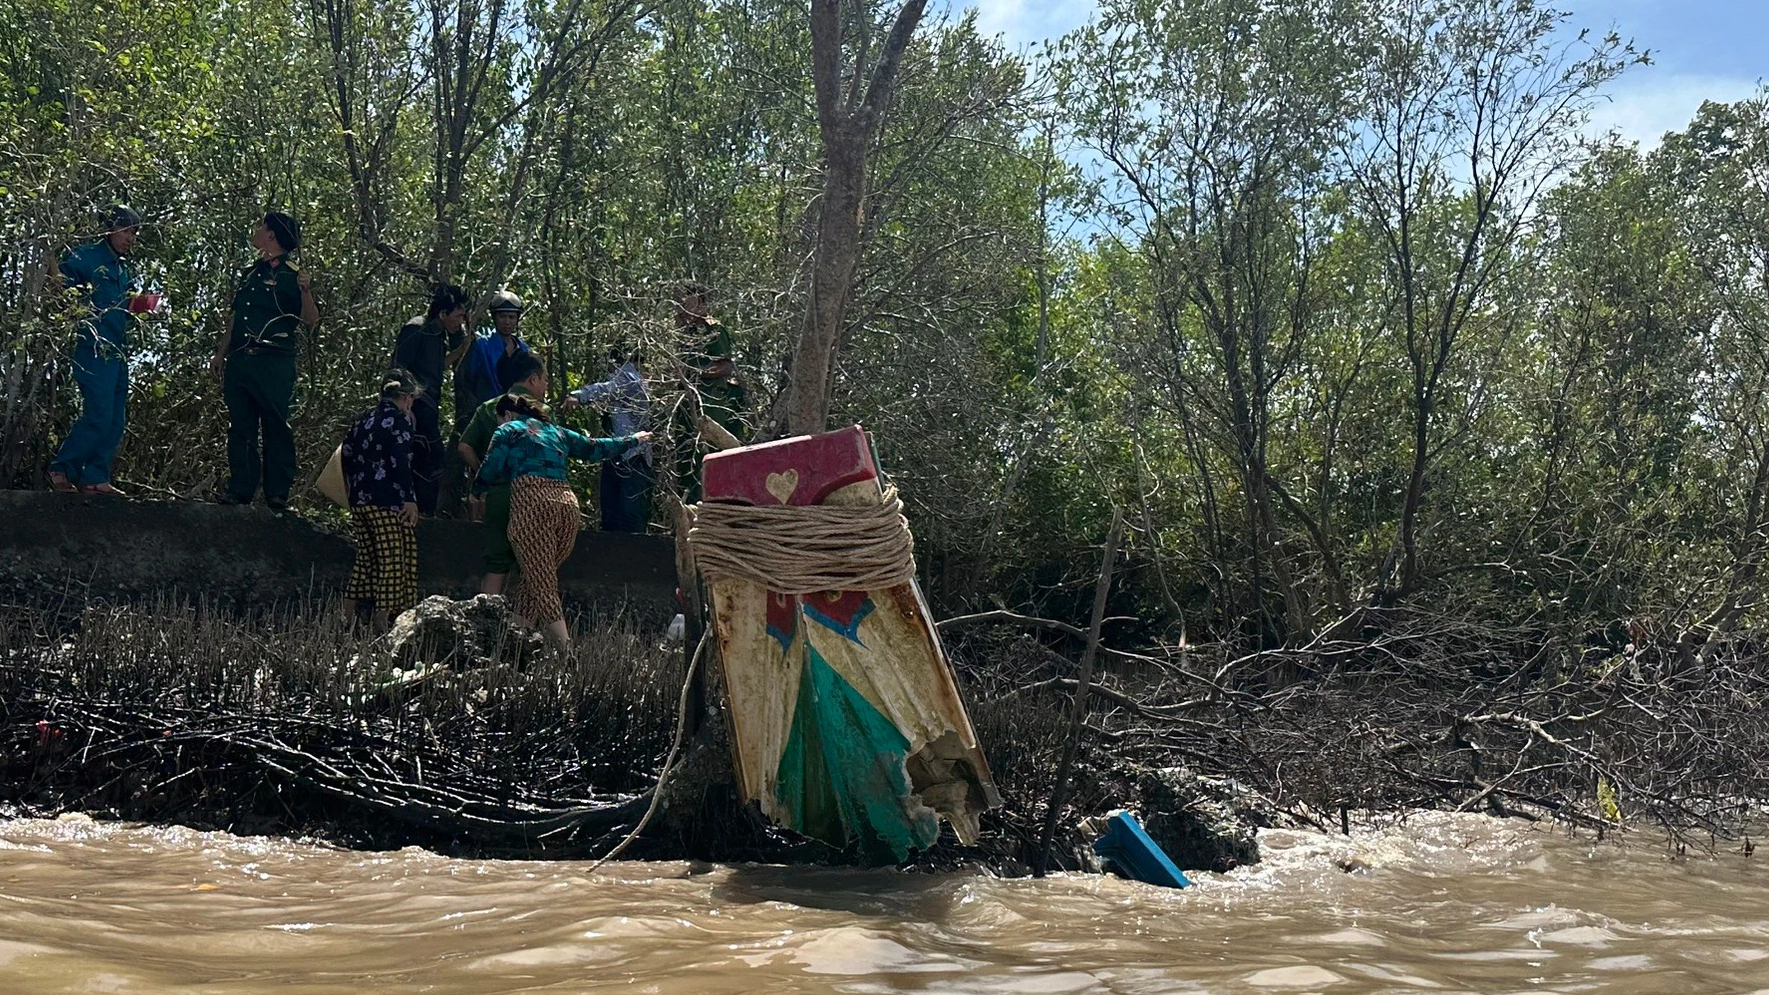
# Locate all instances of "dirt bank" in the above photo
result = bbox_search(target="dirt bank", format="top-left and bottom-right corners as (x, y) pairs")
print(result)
(0, 491), (676, 617)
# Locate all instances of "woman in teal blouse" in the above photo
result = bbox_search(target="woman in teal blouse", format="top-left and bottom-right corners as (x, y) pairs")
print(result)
(476, 395), (650, 647)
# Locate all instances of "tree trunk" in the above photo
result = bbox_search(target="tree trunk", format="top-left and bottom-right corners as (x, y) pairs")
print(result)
(791, 132), (864, 435)
(787, 0), (928, 437)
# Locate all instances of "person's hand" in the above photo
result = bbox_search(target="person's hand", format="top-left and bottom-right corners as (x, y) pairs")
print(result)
(209, 353), (226, 378)
(562, 396), (582, 413)
(631, 431), (654, 444)
(297, 269), (313, 294)
(466, 495), (486, 523)
(401, 501), (419, 527)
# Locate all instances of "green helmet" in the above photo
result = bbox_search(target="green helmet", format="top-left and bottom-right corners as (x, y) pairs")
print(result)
(487, 290), (525, 314)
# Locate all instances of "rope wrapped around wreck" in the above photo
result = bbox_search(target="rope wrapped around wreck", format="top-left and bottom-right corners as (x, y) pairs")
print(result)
(686, 485), (918, 593)
(586, 485), (918, 871)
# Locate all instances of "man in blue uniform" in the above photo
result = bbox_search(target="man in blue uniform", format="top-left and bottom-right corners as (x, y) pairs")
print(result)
(210, 211), (318, 511)
(453, 289), (531, 424)
(445, 289), (530, 518)
(48, 205), (145, 496)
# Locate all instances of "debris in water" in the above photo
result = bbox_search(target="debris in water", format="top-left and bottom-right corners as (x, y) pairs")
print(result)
(1092, 810), (1190, 889)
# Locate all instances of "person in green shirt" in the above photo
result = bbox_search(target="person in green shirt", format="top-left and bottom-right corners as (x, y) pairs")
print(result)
(457, 350), (548, 595)
(675, 283), (747, 439)
(210, 212), (318, 511)
(672, 283), (748, 502)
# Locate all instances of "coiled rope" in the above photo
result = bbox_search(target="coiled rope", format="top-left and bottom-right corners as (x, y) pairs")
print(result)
(687, 485), (918, 594)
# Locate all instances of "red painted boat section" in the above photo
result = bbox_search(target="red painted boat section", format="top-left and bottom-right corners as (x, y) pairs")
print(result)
(701, 425), (878, 507)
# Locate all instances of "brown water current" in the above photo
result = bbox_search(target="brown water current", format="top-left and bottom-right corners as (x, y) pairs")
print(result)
(2, 811), (1766, 994)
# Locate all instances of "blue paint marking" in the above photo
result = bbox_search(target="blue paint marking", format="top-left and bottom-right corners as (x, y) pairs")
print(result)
(767, 620), (795, 654)
(802, 596), (874, 645)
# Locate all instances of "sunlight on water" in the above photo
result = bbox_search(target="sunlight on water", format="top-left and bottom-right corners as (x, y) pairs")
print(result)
(1, 811), (1765, 993)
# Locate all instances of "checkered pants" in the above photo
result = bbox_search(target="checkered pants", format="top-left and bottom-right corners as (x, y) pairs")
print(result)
(344, 506), (417, 614)
(508, 476), (580, 627)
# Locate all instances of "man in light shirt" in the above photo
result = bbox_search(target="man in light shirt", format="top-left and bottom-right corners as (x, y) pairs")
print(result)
(565, 344), (652, 532)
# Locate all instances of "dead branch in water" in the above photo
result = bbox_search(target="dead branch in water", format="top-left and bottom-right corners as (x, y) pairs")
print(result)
(0, 600), (680, 855)
(5, 594), (1765, 869)
(1033, 509), (1123, 877)
(950, 603), (1769, 855)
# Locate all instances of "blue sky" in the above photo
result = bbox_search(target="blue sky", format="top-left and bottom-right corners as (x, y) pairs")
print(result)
(959, 0), (1766, 147)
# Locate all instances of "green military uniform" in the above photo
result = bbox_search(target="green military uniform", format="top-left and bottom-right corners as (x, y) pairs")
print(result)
(461, 384), (540, 573)
(681, 316), (747, 438)
(223, 256), (304, 505)
(674, 315), (748, 502)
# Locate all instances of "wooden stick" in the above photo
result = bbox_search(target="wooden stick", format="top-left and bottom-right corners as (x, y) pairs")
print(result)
(1032, 507), (1124, 877)
(672, 499), (709, 736)
(697, 414), (742, 452)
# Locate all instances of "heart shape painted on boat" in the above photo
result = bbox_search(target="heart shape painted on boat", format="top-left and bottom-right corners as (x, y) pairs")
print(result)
(764, 469), (799, 504)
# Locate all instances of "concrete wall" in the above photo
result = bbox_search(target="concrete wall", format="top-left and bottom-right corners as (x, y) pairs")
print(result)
(0, 491), (677, 617)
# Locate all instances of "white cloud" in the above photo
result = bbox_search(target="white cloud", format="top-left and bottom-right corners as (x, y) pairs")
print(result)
(1586, 73), (1763, 147)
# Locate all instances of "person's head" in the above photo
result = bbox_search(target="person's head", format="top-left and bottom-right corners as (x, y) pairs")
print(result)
(495, 394), (547, 425)
(100, 205), (140, 256)
(504, 351), (547, 395)
(428, 283), (470, 333)
(676, 282), (708, 324)
(488, 290), (524, 336)
(253, 211), (301, 259)
(379, 368), (425, 413)
(607, 342), (644, 368)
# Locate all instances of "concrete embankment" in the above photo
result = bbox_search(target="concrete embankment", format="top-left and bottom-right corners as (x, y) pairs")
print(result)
(0, 491), (677, 615)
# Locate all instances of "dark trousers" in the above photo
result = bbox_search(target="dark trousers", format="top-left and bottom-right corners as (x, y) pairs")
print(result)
(599, 458), (653, 533)
(410, 397), (442, 516)
(223, 350), (297, 503)
(52, 347), (128, 486)
(482, 484), (515, 572)
(437, 434), (470, 519)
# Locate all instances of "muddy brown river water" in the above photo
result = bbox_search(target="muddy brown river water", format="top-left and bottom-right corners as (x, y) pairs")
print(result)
(1, 811), (1766, 993)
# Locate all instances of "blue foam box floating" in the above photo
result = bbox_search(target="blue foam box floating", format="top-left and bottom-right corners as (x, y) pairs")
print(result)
(1092, 811), (1191, 889)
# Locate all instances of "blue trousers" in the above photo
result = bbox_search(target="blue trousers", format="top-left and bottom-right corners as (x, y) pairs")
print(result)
(52, 349), (128, 486)
(599, 458), (653, 533)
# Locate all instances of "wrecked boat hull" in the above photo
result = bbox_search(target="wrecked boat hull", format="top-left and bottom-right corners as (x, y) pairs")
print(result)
(700, 427), (1000, 860)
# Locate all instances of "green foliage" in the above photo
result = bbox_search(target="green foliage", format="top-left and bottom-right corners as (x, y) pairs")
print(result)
(2, 0), (1767, 659)
(1050, 0), (1769, 660)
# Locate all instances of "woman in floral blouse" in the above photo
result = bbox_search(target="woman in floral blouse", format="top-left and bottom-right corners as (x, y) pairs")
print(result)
(476, 395), (650, 648)
(340, 369), (423, 627)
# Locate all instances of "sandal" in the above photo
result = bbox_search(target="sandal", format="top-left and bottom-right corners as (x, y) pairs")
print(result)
(80, 482), (126, 497)
(47, 470), (75, 493)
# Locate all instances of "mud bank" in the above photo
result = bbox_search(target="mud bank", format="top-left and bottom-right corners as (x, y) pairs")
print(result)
(0, 491), (677, 615)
